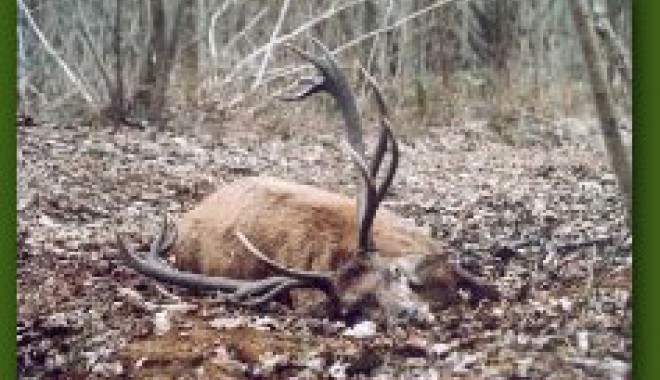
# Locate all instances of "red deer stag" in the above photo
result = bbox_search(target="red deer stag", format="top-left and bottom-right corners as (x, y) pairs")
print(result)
(117, 39), (498, 325)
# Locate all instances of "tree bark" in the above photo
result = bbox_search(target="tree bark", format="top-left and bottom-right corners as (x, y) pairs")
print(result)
(594, 15), (631, 95)
(569, 0), (632, 220)
(135, 0), (187, 128)
(182, 0), (199, 105)
(147, 0), (166, 125)
(112, 0), (124, 119)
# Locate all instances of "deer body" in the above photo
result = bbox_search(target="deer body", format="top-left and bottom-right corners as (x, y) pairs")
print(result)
(171, 177), (462, 312)
(175, 176), (436, 277)
(118, 39), (498, 324)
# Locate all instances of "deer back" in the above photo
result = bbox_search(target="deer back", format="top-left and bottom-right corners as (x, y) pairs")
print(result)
(173, 176), (437, 275)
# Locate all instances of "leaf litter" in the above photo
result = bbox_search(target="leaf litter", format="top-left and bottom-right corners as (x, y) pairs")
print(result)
(18, 119), (630, 379)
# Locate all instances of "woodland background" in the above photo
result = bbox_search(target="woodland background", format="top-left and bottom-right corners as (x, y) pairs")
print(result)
(18, 0), (631, 137)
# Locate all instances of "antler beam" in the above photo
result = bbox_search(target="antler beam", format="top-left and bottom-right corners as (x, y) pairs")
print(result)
(282, 39), (399, 254)
(117, 219), (340, 310)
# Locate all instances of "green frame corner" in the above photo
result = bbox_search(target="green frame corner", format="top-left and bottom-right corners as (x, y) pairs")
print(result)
(0, 0), (17, 379)
(633, 1), (660, 379)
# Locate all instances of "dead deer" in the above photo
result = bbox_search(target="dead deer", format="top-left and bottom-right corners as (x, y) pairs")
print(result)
(117, 39), (498, 325)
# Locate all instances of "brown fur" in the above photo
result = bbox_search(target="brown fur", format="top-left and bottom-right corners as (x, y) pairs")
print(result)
(172, 176), (462, 308)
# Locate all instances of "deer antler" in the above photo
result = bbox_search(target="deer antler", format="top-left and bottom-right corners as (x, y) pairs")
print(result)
(282, 40), (399, 254)
(281, 38), (366, 157)
(117, 40), (399, 315)
(356, 67), (400, 248)
(359, 66), (399, 205)
(117, 219), (340, 311)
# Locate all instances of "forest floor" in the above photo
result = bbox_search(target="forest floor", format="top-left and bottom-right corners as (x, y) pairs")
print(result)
(18, 116), (631, 379)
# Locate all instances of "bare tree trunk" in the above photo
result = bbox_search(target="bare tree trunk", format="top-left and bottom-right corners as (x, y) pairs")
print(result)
(397, 0), (411, 102)
(147, 0), (166, 125)
(112, 0), (124, 120)
(361, 0), (377, 65)
(134, 0), (187, 128)
(182, 0), (199, 106)
(569, 0), (631, 219)
(594, 15), (631, 95)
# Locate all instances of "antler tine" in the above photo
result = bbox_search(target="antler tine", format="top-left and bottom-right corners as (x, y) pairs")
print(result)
(149, 214), (169, 258)
(234, 230), (341, 308)
(235, 230), (334, 282)
(279, 42), (332, 103)
(161, 221), (178, 255)
(370, 122), (389, 178)
(358, 120), (400, 246)
(278, 76), (326, 102)
(228, 276), (298, 301)
(347, 66), (400, 250)
(359, 66), (390, 179)
(363, 68), (399, 202)
(340, 139), (379, 252)
(233, 279), (302, 306)
(279, 37), (348, 103)
(282, 39), (364, 152)
(374, 118), (399, 204)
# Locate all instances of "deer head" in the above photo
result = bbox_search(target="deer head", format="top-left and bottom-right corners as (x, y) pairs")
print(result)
(117, 39), (498, 326)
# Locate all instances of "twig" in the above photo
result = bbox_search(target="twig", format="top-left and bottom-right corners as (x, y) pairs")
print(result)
(221, 0), (368, 86)
(223, 7), (269, 56)
(334, 0), (460, 57)
(208, 0), (238, 64)
(219, 0), (462, 110)
(252, 0), (291, 89)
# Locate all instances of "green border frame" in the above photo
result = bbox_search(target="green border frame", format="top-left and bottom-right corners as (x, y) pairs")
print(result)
(1, 2), (657, 379)
(1, 0), (17, 379)
(633, 2), (660, 379)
